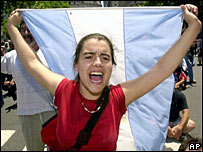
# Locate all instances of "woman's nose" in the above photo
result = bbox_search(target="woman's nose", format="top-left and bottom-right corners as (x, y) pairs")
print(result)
(93, 56), (102, 66)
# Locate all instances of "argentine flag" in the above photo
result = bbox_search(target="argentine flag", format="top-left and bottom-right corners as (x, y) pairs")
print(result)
(21, 7), (183, 151)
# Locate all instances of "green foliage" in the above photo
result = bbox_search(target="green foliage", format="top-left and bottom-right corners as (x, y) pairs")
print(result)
(1, 1), (70, 39)
(33, 1), (70, 9)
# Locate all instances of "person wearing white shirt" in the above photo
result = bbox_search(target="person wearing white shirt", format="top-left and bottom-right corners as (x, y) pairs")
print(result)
(1, 21), (56, 151)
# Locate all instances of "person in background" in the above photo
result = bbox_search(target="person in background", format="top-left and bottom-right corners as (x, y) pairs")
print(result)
(2, 74), (17, 101)
(184, 43), (197, 85)
(178, 136), (202, 151)
(1, 21), (56, 151)
(197, 42), (202, 66)
(1, 45), (6, 108)
(174, 62), (188, 91)
(167, 89), (196, 141)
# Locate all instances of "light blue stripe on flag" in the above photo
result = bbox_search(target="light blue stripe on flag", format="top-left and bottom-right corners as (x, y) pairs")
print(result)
(22, 10), (77, 79)
(124, 8), (183, 150)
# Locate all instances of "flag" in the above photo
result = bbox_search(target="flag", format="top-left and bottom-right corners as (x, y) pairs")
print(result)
(21, 7), (183, 150)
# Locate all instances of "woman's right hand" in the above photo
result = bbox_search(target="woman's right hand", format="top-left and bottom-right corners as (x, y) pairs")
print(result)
(7, 9), (23, 28)
(6, 9), (65, 96)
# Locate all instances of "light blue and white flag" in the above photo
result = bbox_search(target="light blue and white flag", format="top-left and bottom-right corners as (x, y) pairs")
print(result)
(21, 7), (183, 150)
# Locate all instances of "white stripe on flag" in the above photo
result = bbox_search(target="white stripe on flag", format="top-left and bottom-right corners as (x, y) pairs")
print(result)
(67, 9), (126, 85)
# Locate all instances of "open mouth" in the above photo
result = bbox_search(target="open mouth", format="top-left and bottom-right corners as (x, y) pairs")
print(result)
(89, 72), (103, 83)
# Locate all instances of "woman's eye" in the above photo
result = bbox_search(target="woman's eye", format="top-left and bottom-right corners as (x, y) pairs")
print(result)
(101, 57), (110, 61)
(85, 56), (92, 59)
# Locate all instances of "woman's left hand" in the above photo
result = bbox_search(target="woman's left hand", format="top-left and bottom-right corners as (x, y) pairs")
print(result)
(181, 4), (201, 27)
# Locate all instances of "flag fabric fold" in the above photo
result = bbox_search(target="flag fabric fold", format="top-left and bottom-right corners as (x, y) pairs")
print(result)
(22, 7), (183, 150)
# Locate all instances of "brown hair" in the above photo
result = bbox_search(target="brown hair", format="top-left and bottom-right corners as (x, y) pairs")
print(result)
(74, 33), (116, 66)
(74, 33), (116, 81)
(178, 136), (202, 151)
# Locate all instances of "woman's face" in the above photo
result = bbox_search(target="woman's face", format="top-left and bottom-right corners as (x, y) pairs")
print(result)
(75, 38), (113, 100)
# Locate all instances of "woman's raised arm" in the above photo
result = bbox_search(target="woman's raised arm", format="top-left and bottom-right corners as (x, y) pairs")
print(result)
(121, 4), (202, 108)
(7, 10), (65, 95)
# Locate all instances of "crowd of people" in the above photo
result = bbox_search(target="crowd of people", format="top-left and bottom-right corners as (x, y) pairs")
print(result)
(1, 4), (202, 151)
(166, 17), (202, 151)
(1, 39), (17, 109)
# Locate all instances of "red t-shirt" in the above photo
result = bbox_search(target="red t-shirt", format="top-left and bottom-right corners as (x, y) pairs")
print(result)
(54, 78), (126, 151)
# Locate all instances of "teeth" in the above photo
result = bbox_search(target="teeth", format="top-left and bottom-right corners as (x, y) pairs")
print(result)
(90, 72), (103, 76)
(91, 79), (102, 83)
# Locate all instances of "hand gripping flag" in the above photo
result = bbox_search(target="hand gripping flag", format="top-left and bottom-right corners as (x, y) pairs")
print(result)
(21, 7), (183, 150)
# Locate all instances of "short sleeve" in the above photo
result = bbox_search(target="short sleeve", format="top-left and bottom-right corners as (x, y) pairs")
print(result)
(177, 91), (188, 111)
(1, 50), (16, 74)
(54, 78), (72, 107)
(110, 84), (126, 115)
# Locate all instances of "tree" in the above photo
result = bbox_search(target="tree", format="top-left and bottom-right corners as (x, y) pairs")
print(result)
(141, 1), (202, 22)
(1, 1), (70, 39)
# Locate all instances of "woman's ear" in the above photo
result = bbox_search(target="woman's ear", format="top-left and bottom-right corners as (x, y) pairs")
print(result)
(74, 63), (78, 72)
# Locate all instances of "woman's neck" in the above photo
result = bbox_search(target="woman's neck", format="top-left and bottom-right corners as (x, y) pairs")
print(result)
(78, 82), (102, 100)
